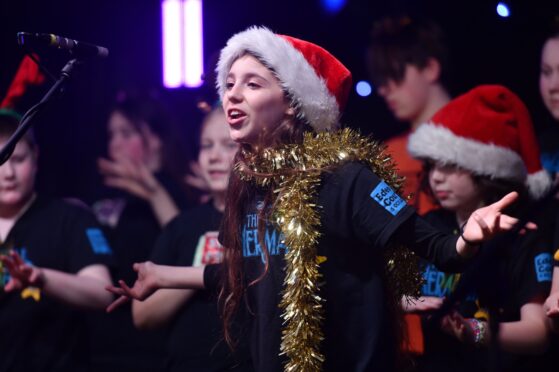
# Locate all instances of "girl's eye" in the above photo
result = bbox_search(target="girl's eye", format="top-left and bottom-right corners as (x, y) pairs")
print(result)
(247, 82), (260, 89)
(11, 154), (27, 163)
(225, 81), (235, 89)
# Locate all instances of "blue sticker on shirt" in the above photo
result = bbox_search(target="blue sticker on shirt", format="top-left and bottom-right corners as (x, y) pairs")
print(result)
(86, 228), (113, 255)
(370, 181), (406, 216)
(541, 151), (559, 173)
(534, 253), (552, 282)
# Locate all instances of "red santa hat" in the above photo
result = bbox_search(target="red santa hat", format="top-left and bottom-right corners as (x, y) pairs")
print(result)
(408, 84), (552, 199)
(216, 26), (352, 132)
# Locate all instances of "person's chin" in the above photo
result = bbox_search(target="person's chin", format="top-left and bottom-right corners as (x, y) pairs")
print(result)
(229, 126), (249, 142)
(0, 195), (24, 208)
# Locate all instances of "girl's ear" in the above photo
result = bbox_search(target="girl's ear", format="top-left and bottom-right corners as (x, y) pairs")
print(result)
(423, 57), (442, 84)
(286, 106), (296, 116)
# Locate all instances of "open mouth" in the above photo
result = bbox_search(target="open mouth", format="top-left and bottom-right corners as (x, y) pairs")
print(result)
(227, 109), (247, 125)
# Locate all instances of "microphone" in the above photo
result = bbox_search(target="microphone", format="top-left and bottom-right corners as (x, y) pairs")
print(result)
(17, 32), (109, 58)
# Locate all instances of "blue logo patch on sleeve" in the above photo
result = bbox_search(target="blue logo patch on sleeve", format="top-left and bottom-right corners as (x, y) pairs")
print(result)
(86, 228), (113, 255)
(534, 253), (552, 282)
(370, 181), (406, 216)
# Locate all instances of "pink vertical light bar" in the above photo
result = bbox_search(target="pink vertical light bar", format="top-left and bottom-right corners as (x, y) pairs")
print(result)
(162, 0), (183, 88)
(182, 0), (203, 87)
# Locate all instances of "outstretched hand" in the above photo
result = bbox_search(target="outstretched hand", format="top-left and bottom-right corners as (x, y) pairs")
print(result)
(0, 250), (45, 291)
(401, 296), (444, 313)
(461, 192), (536, 244)
(105, 261), (160, 313)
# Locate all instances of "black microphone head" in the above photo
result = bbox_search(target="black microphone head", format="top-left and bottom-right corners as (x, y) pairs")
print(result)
(17, 32), (109, 58)
(93, 45), (109, 58)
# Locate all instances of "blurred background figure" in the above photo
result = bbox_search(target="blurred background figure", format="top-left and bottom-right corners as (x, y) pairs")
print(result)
(88, 92), (191, 371)
(0, 110), (114, 372)
(368, 16), (454, 356)
(368, 15), (452, 215)
(132, 105), (253, 371)
(538, 17), (559, 187)
(407, 85), (553, 372)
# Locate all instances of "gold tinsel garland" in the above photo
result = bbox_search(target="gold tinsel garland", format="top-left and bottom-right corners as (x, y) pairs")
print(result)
(237, 128), (422, 372)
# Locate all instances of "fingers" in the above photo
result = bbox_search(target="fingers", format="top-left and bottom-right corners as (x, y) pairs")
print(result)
(105, 285), (127, 297)
(104, 177), (151, 199)
(97, 158), (124, 177)
(494, 215), (538, 232)
(10, 250), (25, 266)
(524, 222), (537, 230)
(495, 214), (517, 230)
(185, 161), (210, 191)
(1, 256), (20, 276)
(118, 279), (145, 300)
(471, 212), (490, 234)
(491, 191), (519, 211)
(4, 279), (18, 292)
(106, 295), (130, 313)
(98, 157), (139, 181)
(106, 280), (138, 299)
(99, 156), (158, 200)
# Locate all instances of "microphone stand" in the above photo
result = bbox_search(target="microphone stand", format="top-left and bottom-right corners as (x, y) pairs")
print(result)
(0, 58), (82, 165)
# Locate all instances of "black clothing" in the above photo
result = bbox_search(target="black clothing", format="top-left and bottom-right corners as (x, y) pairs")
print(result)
(151, 203), (253, 372)
(0, 197), (113, 372)
(206, 163), (468, 372)
(87, 172), (188, 372)
(416, 206), (554, 372)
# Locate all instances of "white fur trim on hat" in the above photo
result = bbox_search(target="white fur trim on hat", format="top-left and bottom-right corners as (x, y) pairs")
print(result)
(216, 26), (340, 131)
(526, 169), (553, 199)
(408, 123), (527, 181)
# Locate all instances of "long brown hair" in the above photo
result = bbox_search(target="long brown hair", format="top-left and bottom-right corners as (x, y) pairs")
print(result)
(218, 54), (313, 345)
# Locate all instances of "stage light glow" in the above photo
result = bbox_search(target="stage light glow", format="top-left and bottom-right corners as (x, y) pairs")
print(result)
(321, 0), (347, 14)
(496, 2), (510, 18)
(162, 0), (182, 88)
(162, 0), (204, 88)
(356, 81), (372, 97)
(183, 0), (203, 87)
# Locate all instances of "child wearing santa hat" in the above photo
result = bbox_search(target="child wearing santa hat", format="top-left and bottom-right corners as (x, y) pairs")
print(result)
(408, 84), (554, 371)
(107, 28), (535, 372)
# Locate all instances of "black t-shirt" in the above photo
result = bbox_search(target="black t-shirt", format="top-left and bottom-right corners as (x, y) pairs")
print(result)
(207, 162), (466, 372)
(151, 202), (253, 372)
(0, 196), (114, 372)
(416, 206), (554, 372)
(87, 172), (188, 371)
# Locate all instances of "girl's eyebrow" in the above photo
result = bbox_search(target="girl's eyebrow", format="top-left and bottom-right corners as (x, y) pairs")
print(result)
(227, 71), (268, 82)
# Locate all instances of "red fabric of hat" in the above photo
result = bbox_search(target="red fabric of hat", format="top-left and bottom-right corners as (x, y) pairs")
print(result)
(408, 85), (552, 198)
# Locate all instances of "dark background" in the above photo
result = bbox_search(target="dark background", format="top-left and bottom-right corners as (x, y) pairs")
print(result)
(0, 0), (558, 202)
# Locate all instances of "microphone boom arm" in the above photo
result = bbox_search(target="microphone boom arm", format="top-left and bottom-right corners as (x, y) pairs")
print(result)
(0, 58), (82, 165)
